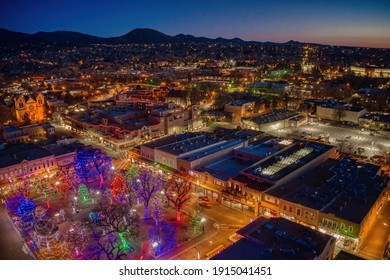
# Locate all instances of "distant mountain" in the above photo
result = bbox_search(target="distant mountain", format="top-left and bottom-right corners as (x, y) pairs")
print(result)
(33, 30), (104, 44)
(110, 28), (177, 44)
(0, 28), (38, 45)
(0, 27), (306, 46)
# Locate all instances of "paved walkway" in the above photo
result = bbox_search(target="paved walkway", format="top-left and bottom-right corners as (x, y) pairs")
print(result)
(0, 205), (34, 260)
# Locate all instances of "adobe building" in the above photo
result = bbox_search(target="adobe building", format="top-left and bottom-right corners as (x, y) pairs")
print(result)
(14, 93), (45, 124)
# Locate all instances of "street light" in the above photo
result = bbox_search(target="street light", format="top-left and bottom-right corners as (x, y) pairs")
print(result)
(194, 246), (201, 260)
(201, 217), (206, 233)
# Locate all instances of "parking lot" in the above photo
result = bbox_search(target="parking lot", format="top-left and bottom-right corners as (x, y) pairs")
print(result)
(276, 122), (390, 158)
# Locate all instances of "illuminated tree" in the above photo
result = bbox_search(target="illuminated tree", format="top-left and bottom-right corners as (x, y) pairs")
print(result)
(109, 175), (127, 203)
(126, 163), (139, 184)
(65, 221), (89, 259)
(191, 209), (201, 236)
(60, 162), (80, 190)
(130, 169), (164, 219)
(135, 241), (152, 260)
(17, 197), (36, 221)
(92, 202), (139, 238)
(37, 242), (71, 260)
(148, 221), (176, 255)
(151, 197), (165, 226)
(5, 194), (24, 216)
(78, 184), (90, 204)
(84, 202), (140, 260)
(55, 171), (72, 198)
(75, 147), (112, 188)
(165, 175), (192, 222)
(84, 230), (131, 260)
(17, 175), (31, 197)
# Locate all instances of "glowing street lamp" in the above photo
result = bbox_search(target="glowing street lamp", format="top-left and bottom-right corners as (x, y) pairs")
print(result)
(201, 217), (206, 233)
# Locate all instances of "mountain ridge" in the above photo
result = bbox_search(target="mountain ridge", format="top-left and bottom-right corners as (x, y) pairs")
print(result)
(0, 27), (318, 47)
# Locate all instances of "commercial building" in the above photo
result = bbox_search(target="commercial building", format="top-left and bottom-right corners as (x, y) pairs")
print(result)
(359, 113), (390, 132)
(225, 140), (337, 216)
(224, 100), (256, 124)
(211, 217), (335, 260)
(63, 101), (202, 152)
(241, 109), (299, 132)
(350, 66), (390, 78)
(260, 157), (389, 251)
(164, 89), (191, 108)
(2, 123), (55, 144)
(316, 102), (367, 124)
(0, 140), (84, 191)
(141, 129), (259, 171)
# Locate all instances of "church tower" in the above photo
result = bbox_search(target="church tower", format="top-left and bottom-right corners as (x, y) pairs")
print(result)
(14, 93), (45, 124)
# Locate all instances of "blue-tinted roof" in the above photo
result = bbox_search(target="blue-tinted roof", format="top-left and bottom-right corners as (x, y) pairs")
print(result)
(3, 126), (21, 132)
(229, 100), (252, 106)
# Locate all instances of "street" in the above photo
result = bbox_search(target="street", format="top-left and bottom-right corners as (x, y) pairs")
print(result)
(357, 201), (390, 260)
(0, 205), (34, 260)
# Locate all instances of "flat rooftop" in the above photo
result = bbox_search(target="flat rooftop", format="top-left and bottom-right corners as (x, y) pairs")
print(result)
(196, 156), (255, 179)
(102, 108), (141, 117)
(180, 139), (245, 162)
(228, 100), (253, 106)
(236, 138), (287, 159)
(213, 127), (263, 140)
(141, 132), (205, 149)
(244, 109), (298, 125)
(0, 144), (53, 168)
(212, 217), (334, 260)
(3, 126), (21, 132)
(267, 157), (387, 224)
(157, 134), (219, 155)
(244, 141), (334, 182)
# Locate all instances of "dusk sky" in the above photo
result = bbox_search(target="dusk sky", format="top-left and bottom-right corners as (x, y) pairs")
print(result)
(1, 0), (389, 48)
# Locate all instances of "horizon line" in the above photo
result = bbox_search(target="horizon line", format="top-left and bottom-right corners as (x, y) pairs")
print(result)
(1, 26), (389, 50)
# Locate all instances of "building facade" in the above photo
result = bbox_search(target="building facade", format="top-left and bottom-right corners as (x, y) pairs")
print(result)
(14, 93), (45, 124)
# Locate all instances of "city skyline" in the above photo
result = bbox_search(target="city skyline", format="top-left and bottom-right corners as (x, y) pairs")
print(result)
(0, 0), (389, 48)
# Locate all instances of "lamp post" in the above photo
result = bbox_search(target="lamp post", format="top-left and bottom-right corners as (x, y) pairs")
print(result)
(194, 246), (201, 260)
(201, 217), (206, 234)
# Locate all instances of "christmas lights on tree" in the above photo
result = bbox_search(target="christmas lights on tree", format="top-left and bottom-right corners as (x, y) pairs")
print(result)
(37, 242), (71, 260)
(151, 197), (165, 225)
(148, 221), (176, 255)
(109, 175), (127, 203)
(75, 147), (112, 187)
(135, 241), (152, 260)
(78, 184), (90, 204)
(56, 171), (72, 198)
(165, 175), (192, 222)
(130, 169), (164, 219)
(65, 221), (88, 259)
(5, 194), (24, 216)
(191, 209), (201, 236)
(17, 197), (36, 221)
(126, 164), (139, 184)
